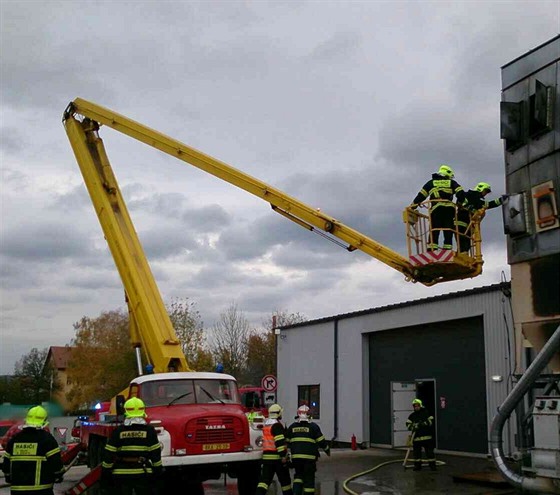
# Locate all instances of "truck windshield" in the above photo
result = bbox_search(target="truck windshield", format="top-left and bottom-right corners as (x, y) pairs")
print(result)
(140, 379), (240, 407)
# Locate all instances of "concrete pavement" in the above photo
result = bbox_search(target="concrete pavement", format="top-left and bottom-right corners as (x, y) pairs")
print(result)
(0, 448), (519, 495)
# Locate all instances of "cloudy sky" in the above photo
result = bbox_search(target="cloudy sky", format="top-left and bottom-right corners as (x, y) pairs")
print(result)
(1, 1), (558, 375)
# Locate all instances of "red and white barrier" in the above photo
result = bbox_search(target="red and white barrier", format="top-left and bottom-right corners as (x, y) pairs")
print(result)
(409, 249), (454, 266)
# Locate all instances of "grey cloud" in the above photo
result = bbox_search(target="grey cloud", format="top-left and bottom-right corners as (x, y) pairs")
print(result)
(129, 192), (186, 219)
(1, 222), (91, 260)
(51, 184), (92, 211)
(240, 291), (294, 318)
(27, 290), (91, 304)
(64, 271), (122, 291)
(189, 263), (280, 291)
(1, 167), (29, 188)
(0, 127), (24, 154)
(216, 214), (318, 261)
(126, 190), (231, 233)
(182, 204), (231, 232)
(270, 242), (362, 270)
(306, 31), (362, 63)
(0, 258), (42, 289)
(140, 225), (199, 260)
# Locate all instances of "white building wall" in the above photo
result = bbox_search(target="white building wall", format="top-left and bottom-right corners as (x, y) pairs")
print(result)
(277, 321), (334, 433)
(277, 284), (516, 455)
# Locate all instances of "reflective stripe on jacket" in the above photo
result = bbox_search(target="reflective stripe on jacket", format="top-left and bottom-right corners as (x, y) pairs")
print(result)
(262, 419), (288, 461)
(406, 407), (434, 442)
(413, 174), (466, 211)
(102, 423), (162, 478)
(287, 420), (329, 461)
(1, 427), (64, 492)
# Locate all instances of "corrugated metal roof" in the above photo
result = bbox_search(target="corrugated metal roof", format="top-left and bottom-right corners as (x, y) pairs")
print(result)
(281, 281), (511, 329)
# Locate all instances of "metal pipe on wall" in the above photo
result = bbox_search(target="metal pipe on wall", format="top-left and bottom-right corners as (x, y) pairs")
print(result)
(489, 324), (560, 494)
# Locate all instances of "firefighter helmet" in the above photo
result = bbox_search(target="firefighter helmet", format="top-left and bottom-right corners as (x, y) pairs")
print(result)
(25, 405), (49, 428)
(412, 399), (423, 407)
(438, 164), (455, 179)
(475, 182), (492, 193)
(297, 405), (310, 420)
(268, 403), (283, 419)
(124, 397), (147, 418)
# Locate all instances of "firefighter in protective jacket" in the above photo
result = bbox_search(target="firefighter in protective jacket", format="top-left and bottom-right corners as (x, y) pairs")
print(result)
(287, 405), (330, 495)
(101, 397), (162, 494)
(1, 405), (64, 495)
(456, 182), (506, 252)
(411, 164), (466, 250)
(256, 404), (292, 495)
(406, 399), (436, 471)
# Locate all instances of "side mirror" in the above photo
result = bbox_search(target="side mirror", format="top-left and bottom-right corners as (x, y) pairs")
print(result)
(116, 395), (126, 416)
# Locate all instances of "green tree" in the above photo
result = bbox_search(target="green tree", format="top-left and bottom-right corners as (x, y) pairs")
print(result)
(66, 310), (137, 411)
(210, 302), (251, 379)
(12, 347), (53, 404)
(190, 347), (215, 372)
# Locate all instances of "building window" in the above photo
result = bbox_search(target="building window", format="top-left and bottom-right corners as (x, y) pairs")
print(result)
(500, 100), (525, 151)
(529, 80), (554, 137)
(298, 384), (320, 419)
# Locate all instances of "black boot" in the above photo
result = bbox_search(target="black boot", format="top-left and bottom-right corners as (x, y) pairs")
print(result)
(413, 462), (422, 471)
(429, 461), (436, 471)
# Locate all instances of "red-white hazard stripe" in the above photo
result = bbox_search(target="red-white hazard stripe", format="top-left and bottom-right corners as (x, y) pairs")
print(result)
(68, 481), (89, 494)
(409, 249), (454, 266)
(64, 465), (101, 495)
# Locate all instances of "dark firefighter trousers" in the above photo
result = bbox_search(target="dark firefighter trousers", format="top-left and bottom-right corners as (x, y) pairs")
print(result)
(256, 461), (293, 495)
(292, 460), (317, 495)
(456, 208), (472, 252)
(412, 439), (436, 469)
(429, 205), (455, 249)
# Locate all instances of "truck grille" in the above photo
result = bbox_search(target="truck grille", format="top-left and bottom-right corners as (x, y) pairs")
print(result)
(186, 417), (239, 444)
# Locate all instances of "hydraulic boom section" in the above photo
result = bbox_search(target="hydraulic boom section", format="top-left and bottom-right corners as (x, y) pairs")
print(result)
(63, 98), (482, 287)
(63, 110), (189, 373)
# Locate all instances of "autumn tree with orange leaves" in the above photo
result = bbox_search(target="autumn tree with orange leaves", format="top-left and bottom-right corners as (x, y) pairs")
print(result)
(66, 310), (136, 411)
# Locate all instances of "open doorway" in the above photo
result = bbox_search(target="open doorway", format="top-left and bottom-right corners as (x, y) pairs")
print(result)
(415, 378), (437, 448)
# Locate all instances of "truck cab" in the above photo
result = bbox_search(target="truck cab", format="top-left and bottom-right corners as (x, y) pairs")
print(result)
(130, 372), (262, 460)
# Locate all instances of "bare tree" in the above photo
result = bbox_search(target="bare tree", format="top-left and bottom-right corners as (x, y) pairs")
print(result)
(210, 302), (251, 378)
(269, 310), (307, 329)
(167, 297), (206, 365)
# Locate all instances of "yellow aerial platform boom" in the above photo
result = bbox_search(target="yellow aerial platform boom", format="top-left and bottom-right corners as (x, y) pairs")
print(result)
(63, 104), (190, 374)
(63, 96), (483, 353)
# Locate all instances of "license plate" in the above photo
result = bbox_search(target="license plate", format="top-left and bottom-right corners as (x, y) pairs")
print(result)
(202, 443), (230, 451)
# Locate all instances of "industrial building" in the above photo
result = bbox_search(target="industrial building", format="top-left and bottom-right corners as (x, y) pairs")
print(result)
(277, 35), (560, 476)
(277, 282), (515, 456)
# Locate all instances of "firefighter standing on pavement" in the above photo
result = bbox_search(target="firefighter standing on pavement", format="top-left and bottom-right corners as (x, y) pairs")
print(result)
(287, 405), (330, 495)
(1, 405), (64, 495)
(411, 164), (466, 250)
(456, 182), (507, 253)
(256, 404), (293, 495)
(406, 399), (436, 471)
(101, 397), (162, 495)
